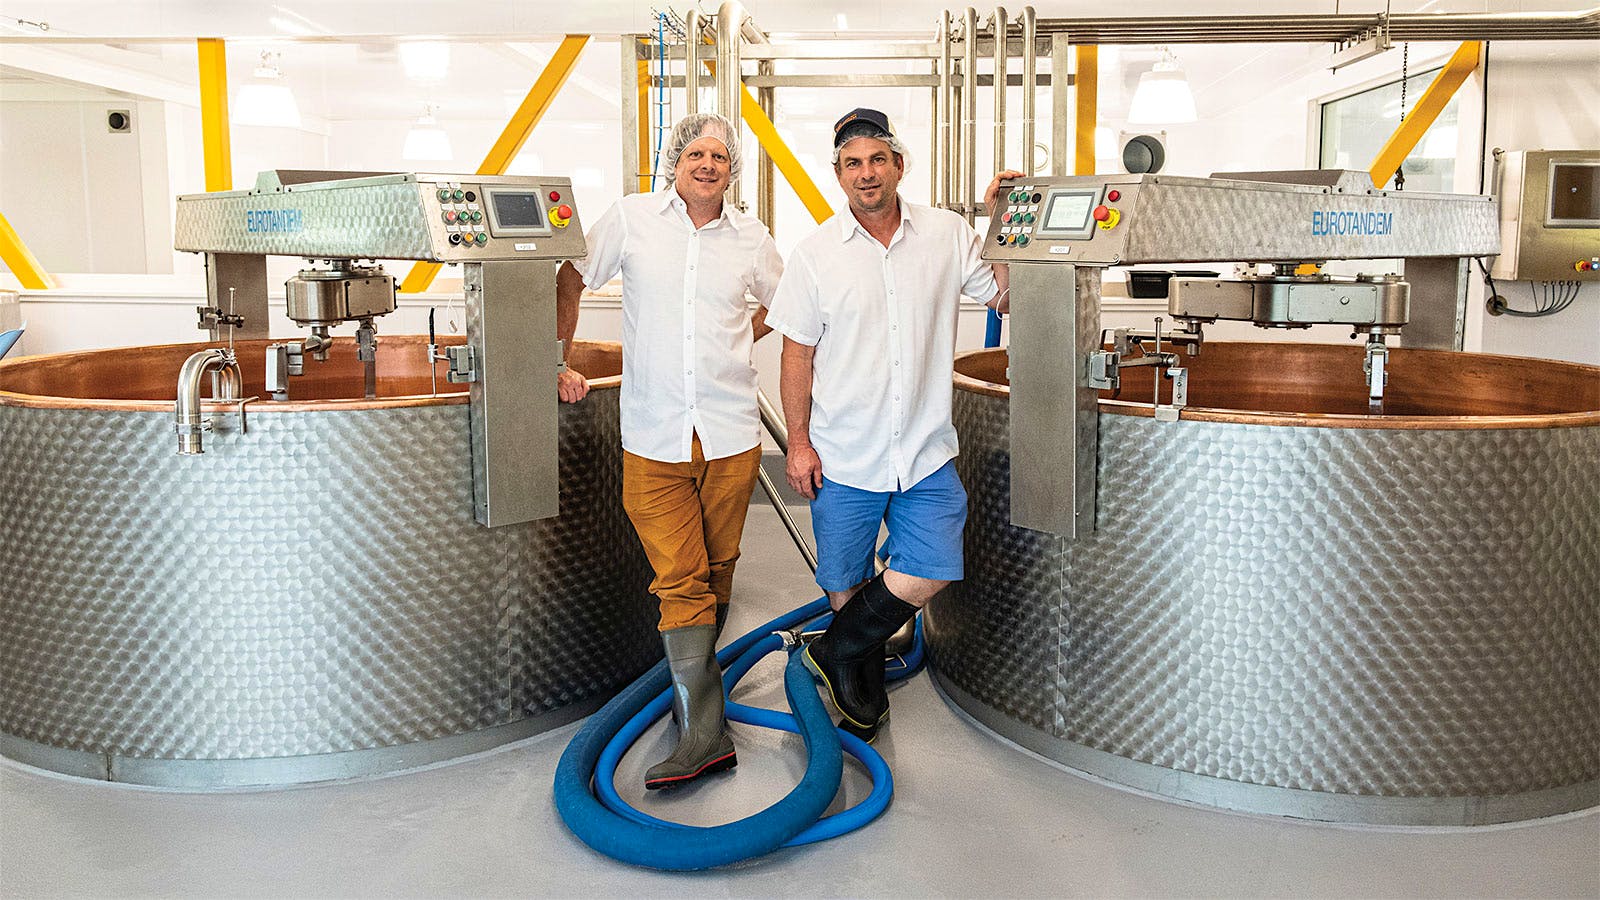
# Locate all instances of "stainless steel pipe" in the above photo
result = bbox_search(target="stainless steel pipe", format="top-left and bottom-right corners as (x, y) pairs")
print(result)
(715, 0), (745, 208)
(961, 7), (979, 222)
(1020, 6), (1036, 176)
(684, 9), (700, 117)
(174, 347), (241, 455)
(991, 6), (1008, 175)
(936, 11), (953, 208)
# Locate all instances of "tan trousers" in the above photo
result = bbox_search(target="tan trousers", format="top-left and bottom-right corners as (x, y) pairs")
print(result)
(623, 436), (763, 632)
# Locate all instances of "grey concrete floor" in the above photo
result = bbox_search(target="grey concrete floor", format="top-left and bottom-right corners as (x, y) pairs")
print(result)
(3, 497), (1598, 898)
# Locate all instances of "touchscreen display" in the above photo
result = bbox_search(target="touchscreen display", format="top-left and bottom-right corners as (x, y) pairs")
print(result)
(490, 191), (545, 228)
(1044, 192), (1095, 231)
(1549, 162), (1600, 224)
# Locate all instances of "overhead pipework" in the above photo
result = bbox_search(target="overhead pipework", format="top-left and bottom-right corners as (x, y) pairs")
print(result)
(173, 168), (587, 528)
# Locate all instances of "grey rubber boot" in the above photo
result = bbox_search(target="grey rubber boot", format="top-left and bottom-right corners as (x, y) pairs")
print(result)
(644, 624), (737, 790)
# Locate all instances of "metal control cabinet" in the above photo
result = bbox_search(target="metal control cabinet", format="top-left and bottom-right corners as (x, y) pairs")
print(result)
(175, 171), (586, 527)
(1491, 150), (1600, 281)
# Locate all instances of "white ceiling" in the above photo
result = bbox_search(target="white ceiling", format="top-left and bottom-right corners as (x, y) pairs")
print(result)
(0, 1), (1591, 128)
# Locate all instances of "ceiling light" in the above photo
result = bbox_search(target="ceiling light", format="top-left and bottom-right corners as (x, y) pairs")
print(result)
(402, 105), (453, 161)
(400, 41), (451, 82)
(1127, 47), (1197, 125)
(234, 51), (302, 128)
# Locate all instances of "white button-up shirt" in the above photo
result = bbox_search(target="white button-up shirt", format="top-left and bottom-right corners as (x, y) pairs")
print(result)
(575, 188), (783, 463)
(765, 197), (1000, 492)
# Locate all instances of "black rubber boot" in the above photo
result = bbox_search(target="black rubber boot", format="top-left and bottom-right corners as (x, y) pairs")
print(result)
(644, 624), (737, 790)
(713, 603), (730, 641)
(802, 574), (918, 743)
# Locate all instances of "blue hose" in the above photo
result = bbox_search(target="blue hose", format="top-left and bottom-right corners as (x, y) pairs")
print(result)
(984, 307), (1004, 348)
(553, 598), (923, 869)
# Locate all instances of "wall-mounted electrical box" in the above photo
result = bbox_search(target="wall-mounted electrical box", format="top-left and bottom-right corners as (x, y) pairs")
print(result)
(1491, 149), (1600, 282)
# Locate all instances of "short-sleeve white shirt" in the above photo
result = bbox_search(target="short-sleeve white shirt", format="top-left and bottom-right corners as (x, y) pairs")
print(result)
(764, 197), (1000, 492)
(574, 187), (783, 463)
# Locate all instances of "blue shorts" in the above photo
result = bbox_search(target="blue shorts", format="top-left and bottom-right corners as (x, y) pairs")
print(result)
(810, 460), (968, 592)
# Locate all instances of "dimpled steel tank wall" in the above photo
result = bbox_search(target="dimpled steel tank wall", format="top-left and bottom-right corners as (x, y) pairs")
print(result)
(0, 337), (658, 788)
(935, 342), (1600, 826)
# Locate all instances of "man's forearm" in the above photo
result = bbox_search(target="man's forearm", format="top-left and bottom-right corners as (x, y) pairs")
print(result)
(779, 337), (815, 449)
(751, 305), (773, 343)
(555, 260), (585, 361)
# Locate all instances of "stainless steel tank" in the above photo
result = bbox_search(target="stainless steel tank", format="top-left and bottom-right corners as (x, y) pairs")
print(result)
(0, 337), (657, 788)
(937, 342), (1600, 826)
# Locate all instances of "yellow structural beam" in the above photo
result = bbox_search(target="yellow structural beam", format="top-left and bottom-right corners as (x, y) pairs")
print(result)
(402, 34), (590, 293)
(1369, 41), (1480, 190)
(637, 39), (653, 194)
(1074, 45), (1098, 176)
(739, 86), (832, 225)
(699, 52), (833, 224)
(196, 38), (232, 192)
(0, 211), (57, 290)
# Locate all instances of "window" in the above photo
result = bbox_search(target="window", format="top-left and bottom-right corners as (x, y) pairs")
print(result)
(1319, 68), (1462, 193)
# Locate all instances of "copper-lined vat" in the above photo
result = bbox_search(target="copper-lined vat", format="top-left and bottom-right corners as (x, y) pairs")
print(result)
(933, 342), (1599, 826)
(0, 338), (657, 788)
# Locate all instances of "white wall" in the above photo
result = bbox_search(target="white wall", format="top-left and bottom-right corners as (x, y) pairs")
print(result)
(1471, 41), (1600, 364)
(3, 35), (1595, 364)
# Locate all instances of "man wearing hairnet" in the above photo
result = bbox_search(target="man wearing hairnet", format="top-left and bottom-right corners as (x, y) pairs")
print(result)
(554, 114), (781, 789)
(765, 108), (1018, 742)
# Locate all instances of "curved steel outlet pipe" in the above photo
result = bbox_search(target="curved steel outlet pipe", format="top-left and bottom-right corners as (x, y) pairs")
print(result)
(175, 348), (241, 455)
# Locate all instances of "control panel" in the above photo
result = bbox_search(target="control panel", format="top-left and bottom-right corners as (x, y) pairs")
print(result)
(422, 175), (583, 262)
(984, 177), (1140, 264)
(1490, 150), (1600, 282)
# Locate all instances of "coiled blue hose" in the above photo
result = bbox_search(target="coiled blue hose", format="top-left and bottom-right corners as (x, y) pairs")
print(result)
(553, 597), (925, 869)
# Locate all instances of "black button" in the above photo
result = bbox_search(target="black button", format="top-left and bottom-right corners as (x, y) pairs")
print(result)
(464, 190), (477, 203)
(995, 234), (1007, 244)
(1031, 192), (1042, 203)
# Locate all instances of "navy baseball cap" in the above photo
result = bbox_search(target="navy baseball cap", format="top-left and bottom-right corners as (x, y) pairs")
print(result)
(833, 108), (895, 148)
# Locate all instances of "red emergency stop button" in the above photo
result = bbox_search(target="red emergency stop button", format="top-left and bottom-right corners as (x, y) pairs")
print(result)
(558, 204), (572, 219)
(1107, 189), (1121, 202)
(1092, 205), (1110, 222)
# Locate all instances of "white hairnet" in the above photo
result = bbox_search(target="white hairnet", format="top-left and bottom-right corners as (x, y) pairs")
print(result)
(660, 113), (743, 185)
(831, 122), (911, 169)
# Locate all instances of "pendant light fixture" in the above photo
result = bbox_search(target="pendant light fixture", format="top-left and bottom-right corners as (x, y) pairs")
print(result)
(402, 104), (453, 161)
(234, 50), (303, 128)
(1127, 47), (1197, 126)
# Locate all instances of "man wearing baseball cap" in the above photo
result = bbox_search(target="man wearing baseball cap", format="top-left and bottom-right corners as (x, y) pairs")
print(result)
(764, 107), (1019, 741)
